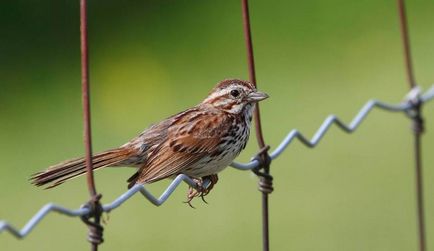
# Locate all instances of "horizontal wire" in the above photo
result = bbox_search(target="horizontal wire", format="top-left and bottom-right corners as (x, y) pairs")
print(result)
(0, 204), (90, 239)
(1, 85), (433, 239)
(230, 85), (434, 170)
(0, 174), (209, 239)
(102, 174), (209, 210)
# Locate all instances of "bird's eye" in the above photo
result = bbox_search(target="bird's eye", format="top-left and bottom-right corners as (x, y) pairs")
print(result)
(230, 89), (240, 98)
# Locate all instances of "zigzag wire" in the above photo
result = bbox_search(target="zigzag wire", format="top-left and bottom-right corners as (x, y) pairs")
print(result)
(1, 85), (433, 239)
(0, 174), (204, 238)
(0, 204), (90, 239)
(230, 85), (434, 170)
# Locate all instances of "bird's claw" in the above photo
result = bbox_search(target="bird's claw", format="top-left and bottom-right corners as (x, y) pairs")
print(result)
(183, 175), (219, 208)
(183, 178), (207, 208)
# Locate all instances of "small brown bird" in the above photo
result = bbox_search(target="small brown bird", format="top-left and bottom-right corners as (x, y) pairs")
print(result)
(30, 79), (268, 204)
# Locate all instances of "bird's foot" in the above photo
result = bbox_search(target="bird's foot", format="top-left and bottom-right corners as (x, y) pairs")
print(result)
(184, 174), (218, 208)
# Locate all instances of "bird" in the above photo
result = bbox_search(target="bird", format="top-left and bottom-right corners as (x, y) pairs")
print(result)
(30, 79), (268, 205)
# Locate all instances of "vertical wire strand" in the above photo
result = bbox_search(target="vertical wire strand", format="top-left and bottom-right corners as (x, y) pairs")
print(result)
(241, 0), (266, 148)
(80, 1), (103, 250)
(80, 0), (97, 199)
(396, 1), (426, 251)
(397, 0), (416, 88)
(241, 1), (271, 251)
(414, 132), (426, 251)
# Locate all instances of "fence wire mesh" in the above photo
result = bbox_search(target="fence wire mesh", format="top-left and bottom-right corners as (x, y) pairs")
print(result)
(1, 85), (433, 239)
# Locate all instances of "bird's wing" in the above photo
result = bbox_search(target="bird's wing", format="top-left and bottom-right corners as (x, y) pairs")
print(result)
(134, 109), (232, 184)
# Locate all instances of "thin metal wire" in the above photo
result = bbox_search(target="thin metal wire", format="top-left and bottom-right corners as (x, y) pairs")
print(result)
(231, 85), (434, 170)
(0, 205), (90, 239)
(241, 0), (266, 149)
(397, 0), (416, 88)
(80, 1), (103, 250)
(0, 175), (208, 238)
(396, 1), (426, 250)
(413, 122), (426, 251)
(241, 1), (272, 250)
(2, 86), (433, 240)
(80, 0), (96, 198)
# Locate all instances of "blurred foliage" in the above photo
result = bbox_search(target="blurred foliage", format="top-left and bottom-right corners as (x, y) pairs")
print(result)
(1, 0), (434, 250)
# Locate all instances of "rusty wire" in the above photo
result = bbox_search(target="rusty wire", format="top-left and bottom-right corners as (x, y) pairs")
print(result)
(241, 0), (273, 250)
(80, 0), (104, 250)
(396, 1), (426, 251)
(397, 0), (416, 88)
(80, 0), (95, 198)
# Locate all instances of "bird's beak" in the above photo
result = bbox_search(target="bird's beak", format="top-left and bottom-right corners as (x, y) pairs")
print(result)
(246, 91), (269, 102)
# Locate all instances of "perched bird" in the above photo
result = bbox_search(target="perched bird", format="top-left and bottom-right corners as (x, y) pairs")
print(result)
(30, 79), (268, 205)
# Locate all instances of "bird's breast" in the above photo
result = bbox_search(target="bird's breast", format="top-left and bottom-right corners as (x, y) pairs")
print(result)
(184, 116), (251, 178)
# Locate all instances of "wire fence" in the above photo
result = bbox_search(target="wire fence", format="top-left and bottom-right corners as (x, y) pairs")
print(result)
(1, 85), (433, 239)
(0, 0), (432, 251)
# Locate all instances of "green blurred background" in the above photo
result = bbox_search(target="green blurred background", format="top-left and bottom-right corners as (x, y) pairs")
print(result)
(1, 0), (434, 250)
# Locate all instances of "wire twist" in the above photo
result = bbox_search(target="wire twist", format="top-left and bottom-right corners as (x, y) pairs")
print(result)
(80, 194), (104, 245)
(252, 146), (274, 194)
(404, 87), (425, 134)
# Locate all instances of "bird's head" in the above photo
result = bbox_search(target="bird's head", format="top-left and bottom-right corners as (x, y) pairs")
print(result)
(202, 79), (269, 114)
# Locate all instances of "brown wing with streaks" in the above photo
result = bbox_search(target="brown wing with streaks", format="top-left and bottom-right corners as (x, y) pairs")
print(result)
(129, 107), (231, 186)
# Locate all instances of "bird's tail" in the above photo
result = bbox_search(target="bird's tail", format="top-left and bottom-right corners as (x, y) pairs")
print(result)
(30, 148), (134, 188)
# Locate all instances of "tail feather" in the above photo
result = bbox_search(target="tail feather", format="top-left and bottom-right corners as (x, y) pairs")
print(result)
(30, 148), (134, 188)
(126, 172), (140, 189)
